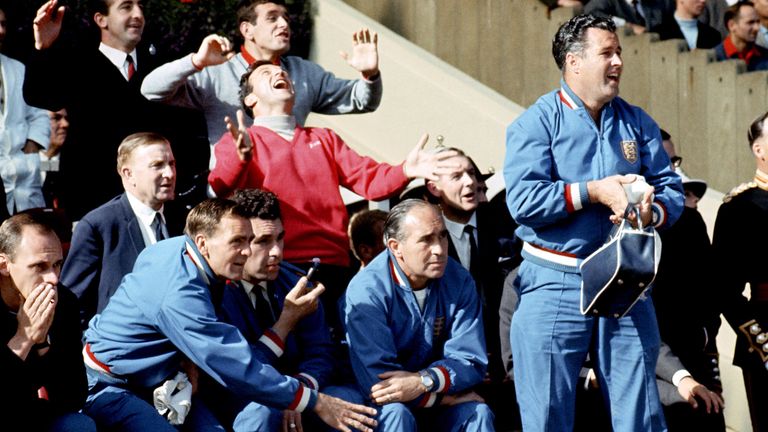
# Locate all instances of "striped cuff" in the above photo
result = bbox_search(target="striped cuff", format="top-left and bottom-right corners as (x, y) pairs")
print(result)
(287, 385), (316, 412)
(258, 329), (285, 357)
(296, 372), (319, 390)
(416, 392), (439, 408)
(565, 183), (588, 213)
(651, 202), (667, 228)
(429, 366), (451, 393)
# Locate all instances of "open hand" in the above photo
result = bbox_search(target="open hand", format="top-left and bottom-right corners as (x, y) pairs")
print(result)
(339, 28), (379, 79)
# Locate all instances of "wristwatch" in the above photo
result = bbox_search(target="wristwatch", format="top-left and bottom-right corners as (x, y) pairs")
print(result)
(419, 370), (435, 392)
(33, 334), (51, 351)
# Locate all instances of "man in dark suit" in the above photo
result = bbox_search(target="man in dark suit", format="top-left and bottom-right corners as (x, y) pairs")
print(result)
(585, 0), (675, 34)
(24, 0), (206, 221)
(60, 132), (176, 328)
(425, 147), (521, 430)
(652, 0), (723, 48)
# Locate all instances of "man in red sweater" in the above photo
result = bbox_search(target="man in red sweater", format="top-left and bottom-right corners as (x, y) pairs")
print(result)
(209, 60), (457, 341)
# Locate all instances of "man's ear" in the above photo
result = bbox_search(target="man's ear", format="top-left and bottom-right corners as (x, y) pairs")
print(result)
(753, 141), (764, 160)
(425, 181), (442, 199)
(387, 238), (401, 257)
(194, 234), (208, 257)
(240, 21), (254, 41)
(0, 254), (10, 277)
(244, 93), (258, 110)
(94, 12), (108, 30)
(565, 52), (580, 74)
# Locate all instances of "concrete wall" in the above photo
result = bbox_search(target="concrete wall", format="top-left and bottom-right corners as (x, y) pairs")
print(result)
(343, 0), (768, 197)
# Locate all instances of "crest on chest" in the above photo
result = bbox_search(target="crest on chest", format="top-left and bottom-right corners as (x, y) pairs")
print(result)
(620, 140), (638, 164)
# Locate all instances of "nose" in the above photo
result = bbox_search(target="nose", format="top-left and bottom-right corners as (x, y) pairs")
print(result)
(60, 117), (70, 129)
(132, 4), (144, 20)
(611, 53), (623, 67)
(277, 15), (289, 28)
(44, 269), (59, 286)
(269, 242), (283, 258)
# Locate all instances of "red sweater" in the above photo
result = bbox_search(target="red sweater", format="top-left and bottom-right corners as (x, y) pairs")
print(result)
(209, 126), (409, 266)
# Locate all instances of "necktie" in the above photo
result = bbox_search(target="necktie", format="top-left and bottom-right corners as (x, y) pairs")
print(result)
(126, 55), (135, 80)
(151, 212), (166, 242)
(464, 224), (479, 279)
(0, 62), (4, 114)
(254, 285), (278, 330)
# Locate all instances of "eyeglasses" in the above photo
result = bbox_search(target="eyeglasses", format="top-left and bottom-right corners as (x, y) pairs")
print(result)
(670, 156), (682, 168)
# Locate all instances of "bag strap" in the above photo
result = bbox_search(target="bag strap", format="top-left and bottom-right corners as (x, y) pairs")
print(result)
(623, 203), (643, 230)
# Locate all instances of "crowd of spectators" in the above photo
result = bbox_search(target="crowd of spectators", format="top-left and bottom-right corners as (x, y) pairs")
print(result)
(1, 0), (767, 432)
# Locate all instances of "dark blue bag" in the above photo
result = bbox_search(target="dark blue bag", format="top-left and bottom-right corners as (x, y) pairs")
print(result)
(579, 206), (661, 318)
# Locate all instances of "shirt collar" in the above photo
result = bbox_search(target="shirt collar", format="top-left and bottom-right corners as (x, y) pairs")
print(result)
(559, 79), (584, 110)
(99, 43), (137, 72)
(723, 36), (763, 63)
(125, 191), (164, 227)
(240, 279), (268, 295)
(253, 115), (297, 139)
(442, 212), (477, 240)
(240, 45), (281, 66)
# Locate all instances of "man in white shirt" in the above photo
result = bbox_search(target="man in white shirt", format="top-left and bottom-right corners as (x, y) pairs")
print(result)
(60, 132), (177, 328)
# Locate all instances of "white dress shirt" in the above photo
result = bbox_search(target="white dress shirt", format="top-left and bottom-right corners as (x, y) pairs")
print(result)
(443, 212), (477, 271)
(99, 43), (138, 81)
(125, 191), (166, 246)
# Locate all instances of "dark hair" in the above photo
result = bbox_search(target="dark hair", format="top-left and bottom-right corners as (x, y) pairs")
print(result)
(748, 111), (768, 147)
(552, 14), (616, 71)
(239, 60), (275, 118)
(0, 213), (58, 261)
(383, 199), (437, 243)
(232, 188), (282, 220)
(724, 1), (755, 29)
(89, 0), (110, 17)
(349, 209), (388, 260)
(184, 198), (249, 238)
(237, 0), (287, 25)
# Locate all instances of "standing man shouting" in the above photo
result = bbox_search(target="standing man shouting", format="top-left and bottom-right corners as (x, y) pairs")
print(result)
(503, 14), (683, 431)
(142, 0), (382, 166)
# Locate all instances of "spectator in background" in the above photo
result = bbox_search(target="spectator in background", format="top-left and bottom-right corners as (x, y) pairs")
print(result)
(584, 0), (675, 34)
(653, 130), (725, 431)
(142, 0), (383, 168)
(0, 212), (95, 431)
(39, 109), (67, 209)
(753, 0), (768, 46)
(714, 1), (768, 70)
(26, 0), (202, 221)
(699, 0), (731, 39)
(348, 209), (388, 269)
(653, 0), (723, 48)
(345, 200), (493, 431)
(60, 133), (177, 328)
(0, 5), (50, 214)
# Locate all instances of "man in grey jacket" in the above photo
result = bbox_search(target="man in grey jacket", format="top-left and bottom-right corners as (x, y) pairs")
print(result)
(141, 0), (381, 168)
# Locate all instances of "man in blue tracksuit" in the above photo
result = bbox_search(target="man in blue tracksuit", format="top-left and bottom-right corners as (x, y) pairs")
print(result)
(345, 199), (494, 432)
(207, 188), (362, 431)
(82, 198), (377, 431)
(503, 14), (684, 432)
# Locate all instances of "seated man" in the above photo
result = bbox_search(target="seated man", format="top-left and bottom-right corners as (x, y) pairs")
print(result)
(61, 132), (177, 327)
(209, 60), (457, 340)
(82, 198), (377, 431)
(0, 212), (95, 431)
(207, 188), (362, 431)
(652, 0), (722, 49)
(714, 1), (768, 71)
(344, 199), (494, 431)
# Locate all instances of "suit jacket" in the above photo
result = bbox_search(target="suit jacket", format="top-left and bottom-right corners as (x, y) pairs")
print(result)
(446, 203), (521, 381)
(60, 193), (178, 327)
(584, 0), (674, 30)
(23, 44), (208, 220)
(652, 18), (722, 49)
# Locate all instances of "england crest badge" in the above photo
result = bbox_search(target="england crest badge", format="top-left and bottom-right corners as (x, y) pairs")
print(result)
(620, 140), (638, 164)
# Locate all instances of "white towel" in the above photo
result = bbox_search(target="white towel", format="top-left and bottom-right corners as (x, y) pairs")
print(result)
(153, 371), (193, 425)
